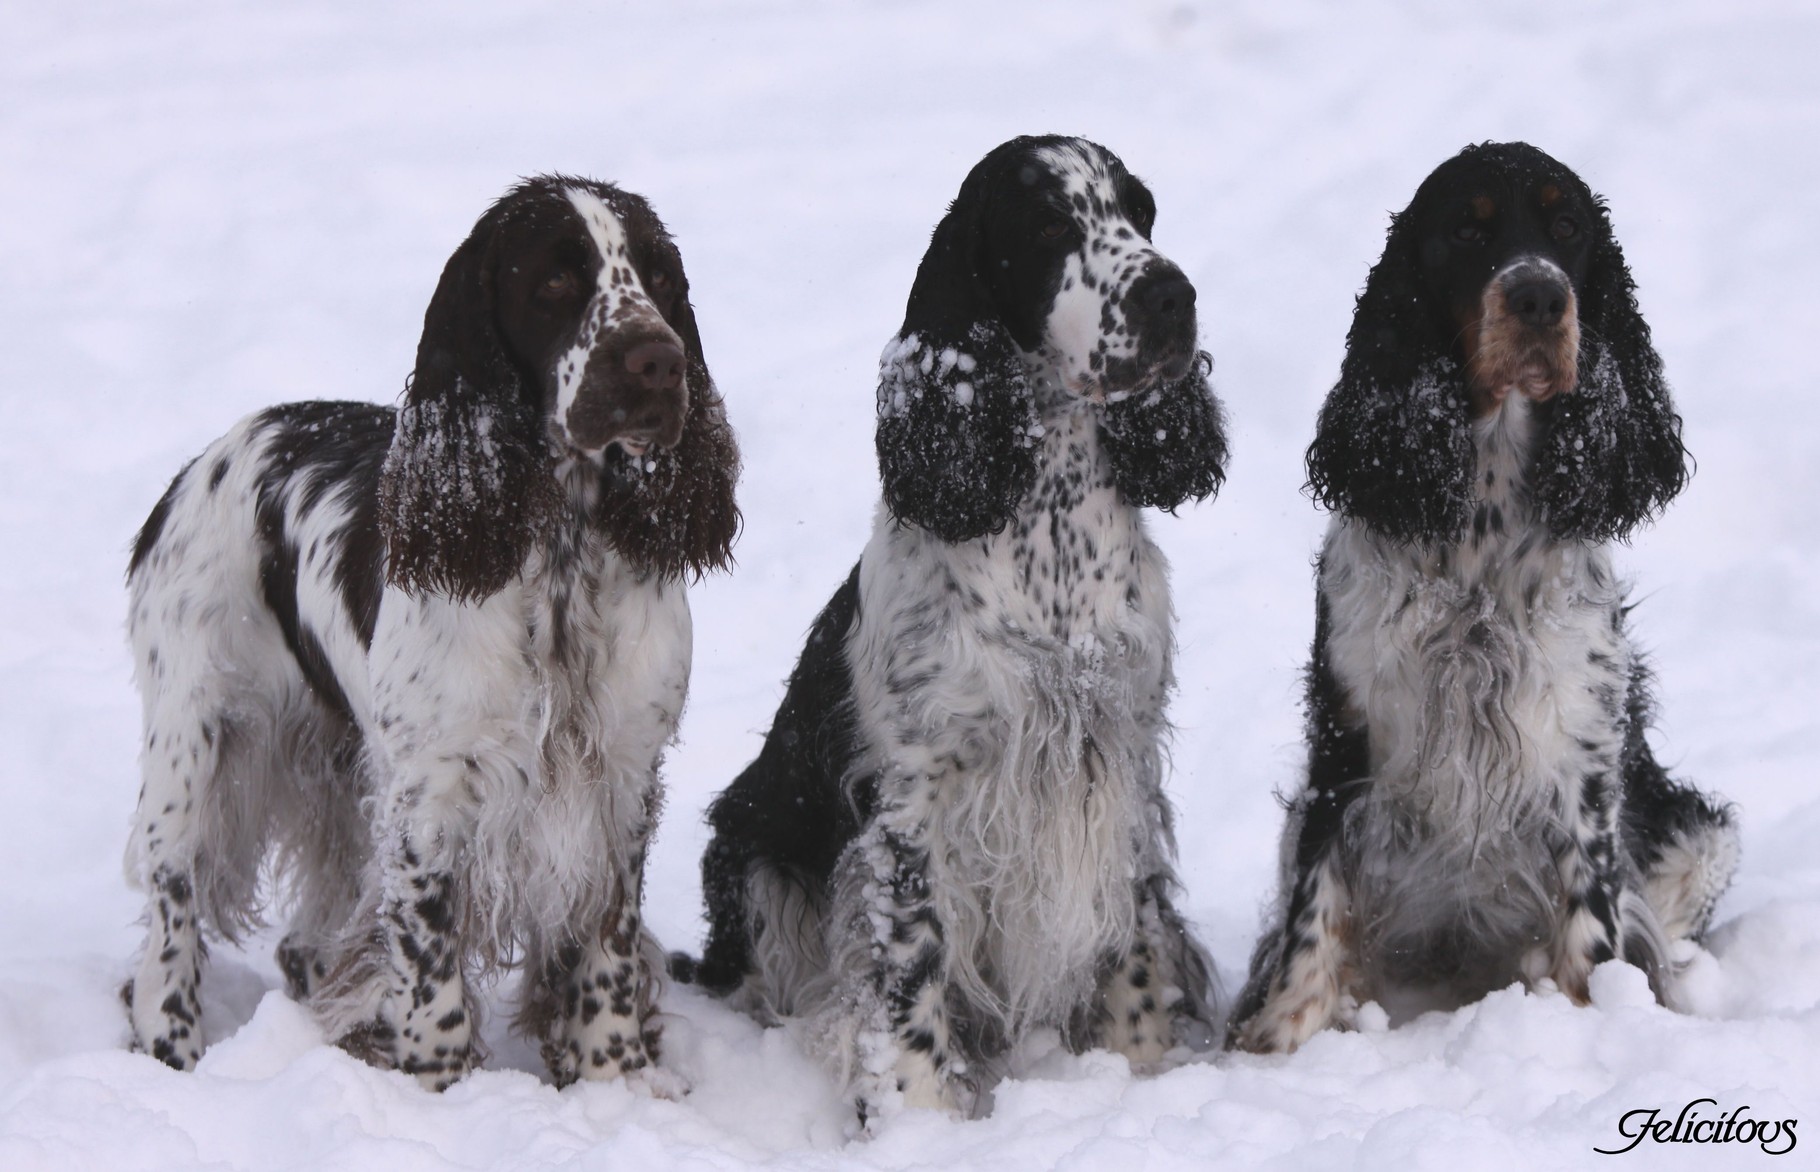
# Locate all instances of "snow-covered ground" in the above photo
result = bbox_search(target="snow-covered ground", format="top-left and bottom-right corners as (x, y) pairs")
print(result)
(3, 1), (1818, 1168)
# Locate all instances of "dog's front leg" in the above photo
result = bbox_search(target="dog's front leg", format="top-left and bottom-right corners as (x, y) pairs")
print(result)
(374, 823), (473, 1091)
(1090, 877), (1219, 1067)
(1230, 848), (1354, 1054)
(1545, 771), (1626, 1003)
(850, 792), (970, 1127)
(541, 856), (680, 1096)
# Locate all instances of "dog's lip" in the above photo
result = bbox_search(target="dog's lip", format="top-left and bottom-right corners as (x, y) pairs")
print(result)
(1515, 360), (1567, 401)
(1097, 348), (1197, 404)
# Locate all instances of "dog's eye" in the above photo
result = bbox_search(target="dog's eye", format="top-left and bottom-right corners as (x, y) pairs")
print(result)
(539, 271), (579, 298)
(1452, 223), (1486, 245)
(1551, 215), (1579, 241)
(1039, 217), (1072, 241)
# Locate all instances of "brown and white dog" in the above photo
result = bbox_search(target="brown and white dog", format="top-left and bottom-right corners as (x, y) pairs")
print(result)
(122, 175), (738, 1089)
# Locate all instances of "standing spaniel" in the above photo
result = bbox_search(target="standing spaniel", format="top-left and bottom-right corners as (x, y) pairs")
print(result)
(1229, 142), (1738, 1053)
(122, 175), (738, 1090)
(691, 136), (1228, 1125)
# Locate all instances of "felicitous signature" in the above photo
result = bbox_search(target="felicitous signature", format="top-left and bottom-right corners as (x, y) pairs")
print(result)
(1596, 1099), (1797, 1156)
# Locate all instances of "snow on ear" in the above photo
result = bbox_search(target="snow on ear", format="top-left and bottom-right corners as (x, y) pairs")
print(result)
(1532, 201), (1689, 543)
(1100, 352), (1229, 511)
(876, 191), (1038, 542)
(1305, 205), (1476, 543)
(875, 325), (1036, 542)
(378, 223), (558, 602)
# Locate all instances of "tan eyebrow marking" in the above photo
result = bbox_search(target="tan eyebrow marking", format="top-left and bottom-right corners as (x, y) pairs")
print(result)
(1471, 194), (1496, 220)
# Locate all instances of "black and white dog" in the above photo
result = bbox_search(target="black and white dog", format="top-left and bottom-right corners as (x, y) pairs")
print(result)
(691, 136), (1228, 1124)
(122, 176), (739, 1090)
(1229, 142), (1738, 1053)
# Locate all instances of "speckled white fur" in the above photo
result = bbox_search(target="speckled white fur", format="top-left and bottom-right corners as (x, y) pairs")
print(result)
(1034, 144), (1171, 400)
(1238, 391), (1678, 1048)
(555, 189), (676, 449)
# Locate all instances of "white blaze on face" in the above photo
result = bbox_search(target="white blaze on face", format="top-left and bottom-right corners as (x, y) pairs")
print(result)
(1033, 143), (1170, 399)
(553, 188), (668, 446)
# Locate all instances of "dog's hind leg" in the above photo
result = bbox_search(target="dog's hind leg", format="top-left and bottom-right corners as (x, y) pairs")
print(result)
(1620, 725), (1739, 945)
(1229, 849), (1355, 1053)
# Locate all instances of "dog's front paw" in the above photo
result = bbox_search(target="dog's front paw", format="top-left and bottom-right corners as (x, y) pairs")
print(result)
(123, 973), (204, 1071)
(1229, 991), (1341, 1055)
(623, 1064), (691, 1100)
(399, 1047), (474, 1092)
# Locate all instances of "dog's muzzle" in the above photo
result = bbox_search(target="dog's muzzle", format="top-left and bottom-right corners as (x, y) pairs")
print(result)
(1114, 262), (1200, 387)
(563, 329), (689, 456)
(1470, 258), (1580, 408)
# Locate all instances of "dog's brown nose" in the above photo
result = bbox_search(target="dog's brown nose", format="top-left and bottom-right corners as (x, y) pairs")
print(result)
(624, 341), (684, 393)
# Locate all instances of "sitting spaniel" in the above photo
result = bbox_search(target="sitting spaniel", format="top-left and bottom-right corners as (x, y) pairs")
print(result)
(1229, 142), (1738, 1053)
(689, 136), (1229, 1126)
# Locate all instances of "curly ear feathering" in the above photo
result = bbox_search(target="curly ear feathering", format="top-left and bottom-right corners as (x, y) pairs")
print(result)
(123, 175), (736, 1093)
(874, 172), (1040, 542)
(1306, 140), (1686, 545)
(696, 136), (1225, 1132)
(1231, 143), (1735, 1057)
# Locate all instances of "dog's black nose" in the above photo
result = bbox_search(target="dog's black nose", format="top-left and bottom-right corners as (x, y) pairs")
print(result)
(1135, 274), (1197, 324)
(1507, 276), (1569, 329)
(624, 340), (685, 393)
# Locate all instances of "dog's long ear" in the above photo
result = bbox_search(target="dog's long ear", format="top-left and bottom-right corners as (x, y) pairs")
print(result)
(378, 215), (559, 603)
(1100, 353), (1229, 509)
(1532, 197), (1689, 543)
(596, 285), (742, 580)
(876, 181), (1038, 543)
(1305, 207), (1476, 543)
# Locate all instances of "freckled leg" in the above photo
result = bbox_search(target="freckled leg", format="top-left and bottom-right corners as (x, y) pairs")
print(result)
(849, 811), (970, 1127)
(1229, 852), (1354, 1054)
(1089, 879), (1217, 1068)
(124, 700), (229, 1071)
(1234, 601), (1372, 1055)
(125, 863), (206, 1070)
(1548, 773), (1626, 1003)
(541, 891), (677, 1094)
(377, 847), (474, 1091)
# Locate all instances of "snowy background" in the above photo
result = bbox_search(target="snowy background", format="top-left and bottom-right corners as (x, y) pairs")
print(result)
(4, 1), (1818, 1168)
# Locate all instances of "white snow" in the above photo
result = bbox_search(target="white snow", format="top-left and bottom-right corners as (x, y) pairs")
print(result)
(4, 1), (1819, 1168)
